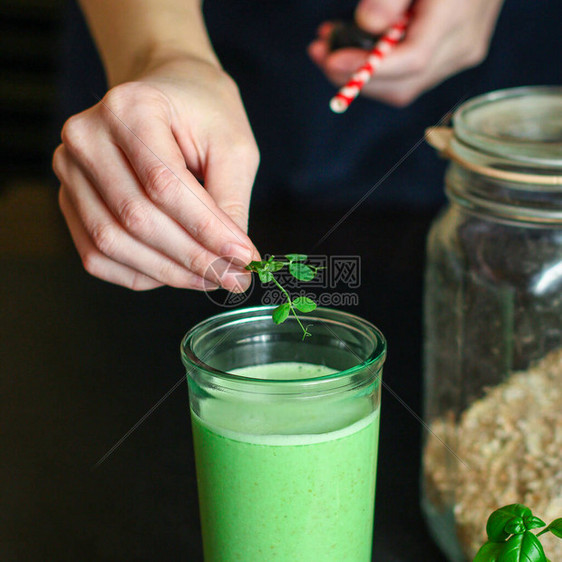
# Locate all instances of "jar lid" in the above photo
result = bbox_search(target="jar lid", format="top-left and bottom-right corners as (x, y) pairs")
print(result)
(426, 86), (562, 185)
(456, 86), (562, 167)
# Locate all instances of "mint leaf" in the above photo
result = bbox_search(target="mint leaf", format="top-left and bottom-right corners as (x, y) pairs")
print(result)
(497, 531), (547, 562)
(285, 253), (307, 262)
(292, 296), (317, 313)
(474, 541), (506, 562)
(488, 505), (533, 542)
(272, 303), (290, 324)
(289, 262), (315, 282)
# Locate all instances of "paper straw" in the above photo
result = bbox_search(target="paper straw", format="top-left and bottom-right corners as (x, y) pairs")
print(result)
(329, 13), (410, 114)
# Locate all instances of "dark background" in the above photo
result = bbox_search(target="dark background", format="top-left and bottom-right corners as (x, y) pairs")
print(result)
(1, 0), (561, 560)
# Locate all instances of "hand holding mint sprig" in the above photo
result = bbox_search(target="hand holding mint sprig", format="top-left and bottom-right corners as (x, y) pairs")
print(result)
(245, 254), (322, 339)
(474, 504), (562, 561)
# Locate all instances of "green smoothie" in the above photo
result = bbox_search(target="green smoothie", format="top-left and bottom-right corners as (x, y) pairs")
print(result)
(191, 362), (380, 562)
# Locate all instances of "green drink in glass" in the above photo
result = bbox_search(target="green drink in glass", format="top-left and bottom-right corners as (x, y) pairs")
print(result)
(181, 306), (386, 562)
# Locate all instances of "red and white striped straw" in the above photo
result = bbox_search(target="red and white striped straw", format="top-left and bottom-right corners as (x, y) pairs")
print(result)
(329, 12), (411, 114)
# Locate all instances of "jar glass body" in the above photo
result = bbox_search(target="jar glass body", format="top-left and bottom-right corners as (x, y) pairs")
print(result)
(422, 163), (562, 561)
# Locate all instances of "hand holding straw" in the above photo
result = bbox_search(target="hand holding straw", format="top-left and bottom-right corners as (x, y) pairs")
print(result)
(329, 13), (411, 114)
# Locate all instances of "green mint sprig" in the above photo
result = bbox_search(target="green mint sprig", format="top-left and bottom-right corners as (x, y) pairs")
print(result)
(245, 254), (322, 339)
(474, 504), (562, 561)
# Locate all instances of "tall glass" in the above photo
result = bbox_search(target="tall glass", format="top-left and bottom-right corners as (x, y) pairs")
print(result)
(181, 306), (386, 562)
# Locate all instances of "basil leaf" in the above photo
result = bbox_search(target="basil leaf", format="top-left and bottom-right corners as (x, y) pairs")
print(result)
(474, 541), (506, 562)
(285, 253), (307, 262)
(272, 303), (290, 324)
(497, 531), (547, 562)
(289, 262), (315, 282)
(505, 518), (525, 536)
(292, 296), (317, 313)
(487, 505), (533, 542)
(544, 518), (562, 539)
(524, 516), (546, 531)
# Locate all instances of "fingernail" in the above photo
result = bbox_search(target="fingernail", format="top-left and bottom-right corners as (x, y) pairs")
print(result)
(218, 269), (251, 293)
(222, 243), (254, 267)
(205, 257), (252, 292)
(228, 272), (252, 293)
(207, 258), (247, 280)
(202, 279), (221, 291)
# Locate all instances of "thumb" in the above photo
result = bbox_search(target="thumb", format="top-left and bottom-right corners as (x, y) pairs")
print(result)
(355, 0), (411, 34)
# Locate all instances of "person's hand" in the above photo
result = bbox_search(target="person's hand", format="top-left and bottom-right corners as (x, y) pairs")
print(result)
(308, 0), (504, 107)
(53, 55), (260, 291)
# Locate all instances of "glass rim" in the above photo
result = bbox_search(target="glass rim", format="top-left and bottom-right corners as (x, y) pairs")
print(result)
(181, 305), (387, 386)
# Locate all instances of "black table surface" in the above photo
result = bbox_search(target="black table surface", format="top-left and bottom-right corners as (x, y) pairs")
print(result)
(1, 197), (448, 561)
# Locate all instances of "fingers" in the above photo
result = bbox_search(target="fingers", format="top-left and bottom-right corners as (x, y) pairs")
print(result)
(354, 0), (412, 34)
(55, 145), (223, 292)
(101, 86), (258, 266)
(59, 187), (163, 291)
(54, 64), (263, 293)
(354, 0), (484, 103)
(311, 0), (502, 107)
(61, 123), (248, 291)
(309, 45), (369, 82)
(308, 0), (460, 106)
(59, 88), (255, 291)
(317, 21), (336, 40)
(366, 0), (449, 80)
(309, 3), (427, 82)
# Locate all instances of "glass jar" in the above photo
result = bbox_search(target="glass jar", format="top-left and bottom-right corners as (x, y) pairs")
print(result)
(421, 86), (562, 561)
